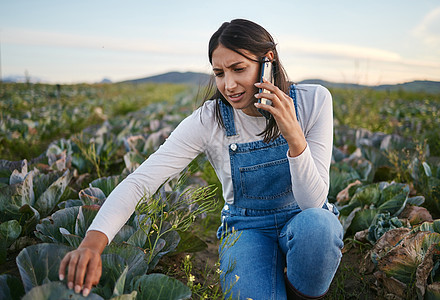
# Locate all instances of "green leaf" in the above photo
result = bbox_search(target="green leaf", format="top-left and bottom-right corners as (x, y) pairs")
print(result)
(113, 266), (129, 297)
(75, 205), (100, 237)
(377, 183), (410, 216)
(123, 152), (145, 170)
(131, 273), (191, 300)
(378, 183), (409, 207)
(110, 291), (138, 300)
(0, 173), (35, 222)
(59, 228), (83, 248)
(79, 187), (106, 205)
(133, 214), (151, 232)
(148, 231), (181, 270)
(0, 219), (22, 240)
(90, 175), (125, 197)
(33, 172), (63, 203)
(0, 159), (21, 184)
(337, 183), (380, 216)
(411, 220), (440, 234)
(126, 228), (148, 248)
(407, 196), (425, 206)
(9, 159), (29, 185)
(345, 208), (378, 237)
(34, 169), (71, 217)
(16, 243), (73, 292)
(57, 199), (84, 209)
(103, 243), (150, 291)
(423, 162), (432, 177)
(113, 225), (136, 244)
(71, 154), (90, 174)
(378, 192), (408, 216)
(353, 183), (381, 206)
(124, 135), (147, 153)
(22, 281), (103, 300)
(328, 163), (361, 202)
(172, 231), (207, 254)
(19, 204), (40, 236)
(0, 274), (25, 300)
(360, 144), (389, 168)
(96, 254), (127, 299)
(0, 219), (22, 248)
(367, 212), (403, 244)
(35, 206), (80, 244)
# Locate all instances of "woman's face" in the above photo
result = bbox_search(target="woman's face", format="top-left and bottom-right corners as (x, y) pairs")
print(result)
(211, 44), (261, 116)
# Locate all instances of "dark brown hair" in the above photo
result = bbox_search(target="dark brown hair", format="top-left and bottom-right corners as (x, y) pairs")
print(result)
(204, 19), (290, 143)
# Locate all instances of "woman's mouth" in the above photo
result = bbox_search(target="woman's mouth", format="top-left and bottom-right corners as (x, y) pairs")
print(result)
(228, 92), (245, 102)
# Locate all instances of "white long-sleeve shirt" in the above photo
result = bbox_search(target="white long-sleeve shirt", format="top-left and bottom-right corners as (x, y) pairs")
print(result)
(88, 84), (334, 243)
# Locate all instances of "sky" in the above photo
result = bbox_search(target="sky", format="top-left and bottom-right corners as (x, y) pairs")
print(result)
(0, 0), (439, 85)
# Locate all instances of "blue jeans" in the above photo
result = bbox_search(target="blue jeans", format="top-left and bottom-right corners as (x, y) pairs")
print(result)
(217, 204), (343, 300)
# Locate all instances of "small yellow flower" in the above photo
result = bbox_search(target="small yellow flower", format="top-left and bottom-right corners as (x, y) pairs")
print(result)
(189, 274), (195, 282)
(216, 268), (222, 274)
(235, 275), (240, 282)
(185, 254), (191, 260)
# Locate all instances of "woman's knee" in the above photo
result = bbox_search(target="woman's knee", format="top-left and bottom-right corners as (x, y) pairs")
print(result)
(284, 207), (343, 250)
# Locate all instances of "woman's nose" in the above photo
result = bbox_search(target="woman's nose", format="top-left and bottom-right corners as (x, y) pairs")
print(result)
(224, 74), (237, 91)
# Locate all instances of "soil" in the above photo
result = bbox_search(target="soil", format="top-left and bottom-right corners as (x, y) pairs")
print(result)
(327, 243), (379, 299)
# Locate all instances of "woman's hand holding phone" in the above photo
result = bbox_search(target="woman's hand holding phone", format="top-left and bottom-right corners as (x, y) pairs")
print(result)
(254, 80), (307, 157)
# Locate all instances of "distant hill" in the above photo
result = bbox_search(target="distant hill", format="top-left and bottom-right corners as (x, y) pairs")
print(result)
(374, 80), (440, 94)
(298, 79), (440, 94)
(120, 71), (212, 86)
(2, 75), (44, 83)
(121, 72), (440, 94)
(4, 71), (437, 94)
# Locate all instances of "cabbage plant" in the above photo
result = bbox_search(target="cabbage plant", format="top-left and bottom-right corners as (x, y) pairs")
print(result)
(0, 159), (71, 236)
(365, 220), (440, 299)
(337, 181), (418, 236)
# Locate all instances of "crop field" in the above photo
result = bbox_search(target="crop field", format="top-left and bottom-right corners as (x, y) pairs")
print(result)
(1, 81), (440, 299)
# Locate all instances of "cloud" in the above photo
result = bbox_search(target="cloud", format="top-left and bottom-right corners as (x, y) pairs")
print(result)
(279, 38), (401, 63)
(412, 6), (440, 46)
(2, 27), (205, 56)
(277, 35), (440, 70)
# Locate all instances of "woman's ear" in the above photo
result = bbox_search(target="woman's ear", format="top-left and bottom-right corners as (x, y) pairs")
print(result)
(265, 51), (274, 62)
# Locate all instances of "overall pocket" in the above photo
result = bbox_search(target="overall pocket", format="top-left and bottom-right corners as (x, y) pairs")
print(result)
(239, 158), (292, 200)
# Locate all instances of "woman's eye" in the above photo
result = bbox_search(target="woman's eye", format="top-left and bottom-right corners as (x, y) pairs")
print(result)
(214, 72), (224, 77)
(234, 68), (244, 72)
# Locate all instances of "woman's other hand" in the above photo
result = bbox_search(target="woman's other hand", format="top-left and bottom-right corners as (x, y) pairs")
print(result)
(58, 230), (108, 297)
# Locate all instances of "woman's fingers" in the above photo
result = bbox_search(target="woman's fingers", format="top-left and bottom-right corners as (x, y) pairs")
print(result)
(74, 252), (90, 293)
(58, 248), (101, 297)
(66, 252), (80, 289)
(254, 90), (295, 120)
(83, 253), (102, 296)
(255, 82), (290, 106)
(59, 252), (69, 281)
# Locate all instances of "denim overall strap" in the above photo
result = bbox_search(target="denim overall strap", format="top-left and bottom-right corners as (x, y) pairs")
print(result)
(218, 100), (237, 136)
(290, 84), (299, 121)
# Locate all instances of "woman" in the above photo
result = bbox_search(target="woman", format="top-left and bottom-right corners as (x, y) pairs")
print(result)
(59, 19), (343, 300)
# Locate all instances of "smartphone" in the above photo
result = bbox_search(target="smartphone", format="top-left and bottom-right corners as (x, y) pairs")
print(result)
(257, 57), (274, 119)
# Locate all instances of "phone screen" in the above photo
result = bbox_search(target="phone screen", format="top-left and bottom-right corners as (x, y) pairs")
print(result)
(257, 58), (273, 119)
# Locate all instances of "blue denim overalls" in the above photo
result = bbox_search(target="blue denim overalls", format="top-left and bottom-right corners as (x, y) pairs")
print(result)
(217, 85), (344, 300)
